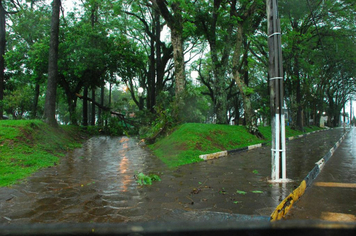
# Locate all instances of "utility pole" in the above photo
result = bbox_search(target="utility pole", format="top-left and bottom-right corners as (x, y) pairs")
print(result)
(267, 0), (286, 181)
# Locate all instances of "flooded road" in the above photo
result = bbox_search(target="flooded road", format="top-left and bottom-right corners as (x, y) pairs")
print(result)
(0, 128), (346, 224)
(0, 136), (165, 223)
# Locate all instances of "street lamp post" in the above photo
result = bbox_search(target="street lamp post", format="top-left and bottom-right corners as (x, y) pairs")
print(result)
(138, 87), (144, 96)
(138, 87), (144, 110)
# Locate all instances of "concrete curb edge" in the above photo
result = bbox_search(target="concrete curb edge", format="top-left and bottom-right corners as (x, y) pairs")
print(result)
(198, 128), (330, 161)
(270, 129), (350, 221)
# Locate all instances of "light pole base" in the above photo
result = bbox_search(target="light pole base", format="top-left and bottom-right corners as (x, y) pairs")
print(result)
(268, 178), (294, 184)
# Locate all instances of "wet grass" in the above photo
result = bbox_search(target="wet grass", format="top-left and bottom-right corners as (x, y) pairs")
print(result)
(0, 120), (86, 187)
(149, 123), (324, 168)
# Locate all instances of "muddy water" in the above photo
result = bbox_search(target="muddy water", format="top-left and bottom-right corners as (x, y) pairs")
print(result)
(0, 136), (165, 224)
(0, 128), (346, 224)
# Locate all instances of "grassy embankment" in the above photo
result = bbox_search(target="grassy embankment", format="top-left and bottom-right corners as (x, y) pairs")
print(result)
(149, 123), (323, 168)
(0, 120), (323, 186)
(0, 120), (86, 187)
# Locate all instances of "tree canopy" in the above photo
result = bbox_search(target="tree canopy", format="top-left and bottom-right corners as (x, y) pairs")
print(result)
(0, 0), (355, 134)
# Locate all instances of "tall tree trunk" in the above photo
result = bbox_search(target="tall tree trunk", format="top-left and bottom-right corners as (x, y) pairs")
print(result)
(152, 0), (186, 110)
(155, 9), (164, 96)
(67, 94), (77, 125)
(213, 69), (228, 124)
(232, 24), (263, 138)
(98, 84), (104, 125)
(105, 83), (112, 127)
(91, 89), (95, 126)
(32, 82), (40, 118)
(44, 0), (61, 126)
(83, 86), (88, 126)
(296, 75), (303, 130)
(171, 26), (185, 97)
(148, 21), (155, 112)
(0, 2), (6, 119)
(292, 48), (303, 130)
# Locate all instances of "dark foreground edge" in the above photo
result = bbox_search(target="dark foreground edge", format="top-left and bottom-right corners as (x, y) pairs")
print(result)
(1, 221), (356, 236)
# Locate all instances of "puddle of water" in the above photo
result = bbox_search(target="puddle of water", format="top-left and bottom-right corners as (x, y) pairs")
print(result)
(0, 129), (346, 224)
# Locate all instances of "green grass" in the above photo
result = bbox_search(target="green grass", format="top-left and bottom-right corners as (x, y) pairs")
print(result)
(0, 120), (324, 185)
(0, 120), (86, 187)
(149, 123), (324, 168)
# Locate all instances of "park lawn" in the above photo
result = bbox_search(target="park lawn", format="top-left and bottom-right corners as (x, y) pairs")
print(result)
(149, 123), (323, 168)
(0, 120), (86, 187)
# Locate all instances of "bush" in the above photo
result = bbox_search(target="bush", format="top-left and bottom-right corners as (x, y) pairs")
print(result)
(104, 117), (124, 136)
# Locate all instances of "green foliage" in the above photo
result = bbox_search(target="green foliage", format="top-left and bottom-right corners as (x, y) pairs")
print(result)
(139, 93), (176, 143)
(1, 0), (354, 136)
(178, 83), (213, 123)
(236, 190), (247, 195)
(136, 172), (161, 186)
(242, 86), (255, 96)
(3, 85), (34, 119)
(104, 117), (125, 136)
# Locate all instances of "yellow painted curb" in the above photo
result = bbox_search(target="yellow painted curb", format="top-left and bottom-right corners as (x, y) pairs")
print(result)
(270, 180), (307, 221)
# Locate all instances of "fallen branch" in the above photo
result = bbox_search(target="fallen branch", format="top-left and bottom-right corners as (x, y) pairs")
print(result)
(76, 93), (125, 120)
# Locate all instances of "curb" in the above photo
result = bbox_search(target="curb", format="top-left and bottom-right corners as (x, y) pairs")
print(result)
(270, 129), (350, 221)
(199, 128), (328, 161)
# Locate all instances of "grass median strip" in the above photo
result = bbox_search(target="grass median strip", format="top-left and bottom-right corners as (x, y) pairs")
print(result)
(149, 123), (324, 168)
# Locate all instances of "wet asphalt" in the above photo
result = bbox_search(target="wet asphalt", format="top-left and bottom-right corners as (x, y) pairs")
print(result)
(285, 127), (356, 222)
(0, 127), (348, 224)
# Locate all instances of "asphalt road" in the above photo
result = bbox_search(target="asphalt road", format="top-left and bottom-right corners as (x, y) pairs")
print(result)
(285, 127), (356, 222)
(0, 127), (347, 224)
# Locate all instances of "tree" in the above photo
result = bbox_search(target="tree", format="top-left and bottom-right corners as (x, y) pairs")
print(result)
(44, 0), (61, 126)
(0, 1), (20, 119)
(6, 4), (51, 119)
(194, 0), (265, 130)
(0, 1), (5, 119)
(231, 0), (265, 137)
(280, 0), (356, 129)
(151, 0), (186, 111)
(194, 0), (235, 124)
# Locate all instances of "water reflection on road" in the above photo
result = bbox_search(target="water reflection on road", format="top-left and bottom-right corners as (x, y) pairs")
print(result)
(0, 136), (163, 223)
(0, 128), (346, 224)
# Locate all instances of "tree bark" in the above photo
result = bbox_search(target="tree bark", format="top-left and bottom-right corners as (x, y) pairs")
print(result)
(152, 0), (185, 102)
(98, 84), (104, 125)
(147, 19), (155, 112)
(32, 83), (40, 118)
(232, 24), (263, 138)
(83, 86), (88, 126)
(44, 0), (61, 126)
(294, 56), (303, 130)
(171, 24), (185, 97)
(91, 89), (95, 126)
(0, 1), (5, 119)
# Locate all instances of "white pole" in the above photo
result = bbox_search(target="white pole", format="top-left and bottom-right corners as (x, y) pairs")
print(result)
(275, 113), (280, 181)
(281, 111), (286, 179)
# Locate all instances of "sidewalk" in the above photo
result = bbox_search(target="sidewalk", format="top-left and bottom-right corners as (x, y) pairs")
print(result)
(285, 127), (356, 222)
